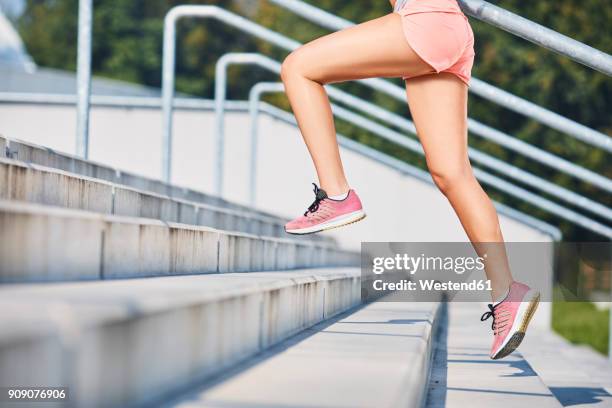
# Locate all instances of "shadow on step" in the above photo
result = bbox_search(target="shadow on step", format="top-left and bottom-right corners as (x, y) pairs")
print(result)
(321, 329), (424, 339)
(444, 387), (556, 398)
(445, 357), (538, 378)
(549, 387), (612, 407)
(340, 318), (431, 324)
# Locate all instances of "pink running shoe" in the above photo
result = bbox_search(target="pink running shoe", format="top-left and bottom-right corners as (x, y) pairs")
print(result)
(285, 184), (366, 235)
(480, 281), (540, 360)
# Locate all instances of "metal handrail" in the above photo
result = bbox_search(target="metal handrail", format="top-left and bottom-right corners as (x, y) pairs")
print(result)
(214, 54), (283, 196)
(255, 98), (563, 241)
(460, 0), (612, 76)
(162, 5), (300, 183)
(0, 92), (247, 111)
(0, 88), (561, 239)
(161, 6), (612, 197)
(7, 85), (601, 237)
(270, 0), (612, 76)
(268, 0), (612, 151)
(2, 86), (595, 238)
(216, 53), (612, 223)
(245, 81), (611, 239)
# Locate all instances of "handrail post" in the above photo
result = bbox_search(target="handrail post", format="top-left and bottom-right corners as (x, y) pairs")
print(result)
(248, 87), (258, 206)
(214, 59), (227, 195)
(248, 82), (286, 205)
(76, 0), (93, 159)
(161, 9), (178, 183)
(213, 54), (282, 197)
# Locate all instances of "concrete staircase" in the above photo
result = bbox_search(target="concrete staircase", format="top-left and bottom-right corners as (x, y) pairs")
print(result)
(2, 135), (611, 408)
(1, 136), (333, 242)
(164, 302), (612, 408)
(0, 269), (361, 407)
(0, 136), (361, 406)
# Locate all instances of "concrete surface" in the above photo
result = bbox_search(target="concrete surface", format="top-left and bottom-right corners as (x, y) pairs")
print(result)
(0, 268), (360, 408)
(0, 135), (293, 225)
(164, 300), (440, 408)
(425, 302), (561, 407)
(0, 200), (358, 282)
(521, 328), (612, 407)
(0, 157), (328, 241)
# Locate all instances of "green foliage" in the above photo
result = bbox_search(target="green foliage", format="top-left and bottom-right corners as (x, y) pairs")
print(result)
(552, 300), (609, 355)
(17, 0), (611, 240)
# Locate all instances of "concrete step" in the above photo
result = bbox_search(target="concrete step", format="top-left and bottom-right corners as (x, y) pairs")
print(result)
(163, 299), (441, 408)
(0, 268), (360, 407)
(0, 136), (313, 234)
(0, 157), (331, 243)
(425, 302), (562, 408)
(520, 328), (612, 407)
(0, 200), (358, 282)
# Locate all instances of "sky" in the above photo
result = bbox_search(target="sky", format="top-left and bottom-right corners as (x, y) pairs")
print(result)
(0, 0), (25, 21)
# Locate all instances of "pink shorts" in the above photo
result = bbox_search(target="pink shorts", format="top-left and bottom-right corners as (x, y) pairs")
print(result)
(394, 1), (475, 85)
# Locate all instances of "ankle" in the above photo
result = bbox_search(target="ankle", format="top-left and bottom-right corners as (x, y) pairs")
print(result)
(491, 281), (513, 303)
(329, 191), (349, 200)
(321, 183), (350, 197)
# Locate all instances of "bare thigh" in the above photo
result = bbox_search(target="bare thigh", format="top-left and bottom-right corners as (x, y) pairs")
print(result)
(284, 13), (435, 83)
(405, 73), (470, 176)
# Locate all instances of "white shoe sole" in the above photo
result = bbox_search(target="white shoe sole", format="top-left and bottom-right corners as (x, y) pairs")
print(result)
(491, 289), (540, 360)
(285, 209), (366, 235)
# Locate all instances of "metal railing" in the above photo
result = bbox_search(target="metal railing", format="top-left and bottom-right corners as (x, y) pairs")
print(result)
(0, 88), (572, 241)
(162, 5), (612, 205)
(240, 77), (611, 238)
(459, 0), (612, 76)
(162, 5), (300, 184)
(254, 96), (563, 241)
(215, 53), (611, 233)
(4, 86), (607, 238)
(270, 0), (612, 76)
(268, 0), (612, 152)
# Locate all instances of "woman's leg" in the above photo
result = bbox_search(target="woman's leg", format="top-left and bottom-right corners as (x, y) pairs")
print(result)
(405, 73), (513, 300)
(281, 13), (434, 196)
(280, 12), (513, 298)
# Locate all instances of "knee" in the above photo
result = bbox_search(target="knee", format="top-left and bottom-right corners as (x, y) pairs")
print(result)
(281, 49), (305, 82)
(281, 48), (321, 84)
(429, 163), (474, 196)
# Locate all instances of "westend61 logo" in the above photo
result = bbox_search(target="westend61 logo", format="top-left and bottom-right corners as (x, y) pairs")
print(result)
(364, 248), (493, 299)
(372, 253), (487, 275)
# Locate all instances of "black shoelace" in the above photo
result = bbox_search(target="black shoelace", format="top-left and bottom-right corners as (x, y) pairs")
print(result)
(304, 183), (328, 216)
(480, 303), (498, 331)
